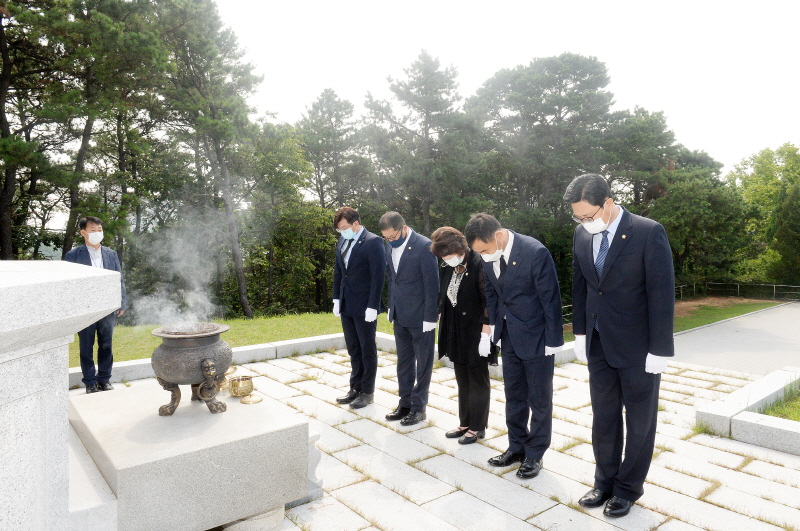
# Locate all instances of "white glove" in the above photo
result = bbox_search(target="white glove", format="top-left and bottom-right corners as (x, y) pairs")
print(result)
(545, 345), (562, 356)
(387, 309), (392, 322)
(423, 321), (436, 333)
(574, 335), (587, 362)
(364, 308), (377, 322)
(333, 299), (340, 317)
(478, 333), (491, 357)
(645, 353), (668, 374)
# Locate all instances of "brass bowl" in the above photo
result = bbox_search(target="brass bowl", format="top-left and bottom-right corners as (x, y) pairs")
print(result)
(228, 376), (253, 397)
(228, 376), (262, 404)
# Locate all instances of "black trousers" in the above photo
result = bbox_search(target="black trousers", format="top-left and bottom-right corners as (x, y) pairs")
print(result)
(453, 361), (490, 431)
(341, 313), (378, 394)
(588, 328), (661, 502)
(78, 312), (117, 386)
(394, 323), (435, 412)
(501, 327), (554, 460)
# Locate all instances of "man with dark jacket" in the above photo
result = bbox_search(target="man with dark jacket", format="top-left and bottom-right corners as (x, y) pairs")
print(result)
(64, 216), (127, 393)
(379, 211), (439, 426)
(332, 207), (386, 409)
(465, 213), (564, 480)
(565, 173), (674, 518)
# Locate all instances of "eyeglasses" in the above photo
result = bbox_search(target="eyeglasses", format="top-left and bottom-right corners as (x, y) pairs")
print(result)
(384, 228), (403, 242)
(571, 205), (602, 224)
(335, 225), (352, 234)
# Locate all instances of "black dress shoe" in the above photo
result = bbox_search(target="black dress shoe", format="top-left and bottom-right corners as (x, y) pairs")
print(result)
(516, 458), (543, 479)
(386, 406), (411, 421)
(336, 389), (359, 404)
(604, 496), (634, 518)
(445, 427), (470, 439)
(98, 382), (114, 391)
(85, 384), (100, 394)
(458, 430), (485, 445)
(400, 410), (426, 425)
(349, 392), (373, 409)
(487, 450), (525, 467)
(578, 488), (612, 508)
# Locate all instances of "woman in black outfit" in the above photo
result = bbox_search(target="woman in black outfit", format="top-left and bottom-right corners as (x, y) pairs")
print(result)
(430, 226), (497, 444)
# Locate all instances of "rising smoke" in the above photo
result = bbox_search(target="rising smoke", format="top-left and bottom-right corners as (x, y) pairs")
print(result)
(128, 210), (227, 331)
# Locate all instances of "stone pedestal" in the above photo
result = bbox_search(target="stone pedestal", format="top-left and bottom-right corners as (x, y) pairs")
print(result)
(69, 379), (309, 531)
(0, 261), (121, 531)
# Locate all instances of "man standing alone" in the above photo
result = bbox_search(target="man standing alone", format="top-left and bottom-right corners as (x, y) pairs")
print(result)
(379, 211), (439, 426)
(332, 207), (385, 409)
(565, 174), (674, 518)
(64, 216), (127, 393)
(465, 213), (564, 479)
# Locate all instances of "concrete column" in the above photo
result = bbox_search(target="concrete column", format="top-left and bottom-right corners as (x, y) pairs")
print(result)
(0, 261), (121, 531)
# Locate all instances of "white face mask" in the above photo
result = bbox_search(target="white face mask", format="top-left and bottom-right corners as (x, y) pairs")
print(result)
(444, 255), (464, 268)
(87, 231), (104, 245)
(582, 206), (609, 235)
(481, 249), (502, 263)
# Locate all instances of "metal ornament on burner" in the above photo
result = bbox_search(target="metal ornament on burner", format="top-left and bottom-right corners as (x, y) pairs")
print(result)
(150, 322), (233, 415)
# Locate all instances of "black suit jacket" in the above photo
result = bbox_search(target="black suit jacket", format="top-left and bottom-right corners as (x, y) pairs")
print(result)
(63, 245), (127, 311)
(483, 231), (564, 360)
(333, 228), (385, 317)
(385, 230), (439, 327)
(571, 208), (675, 367)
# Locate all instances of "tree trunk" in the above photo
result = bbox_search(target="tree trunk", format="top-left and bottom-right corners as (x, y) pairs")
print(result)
(0, 19), (15, 259)
(211, 136), (253, 318)
(62, 115), (95, 257)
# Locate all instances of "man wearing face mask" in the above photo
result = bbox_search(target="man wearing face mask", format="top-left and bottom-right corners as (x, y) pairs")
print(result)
(564, 174), (674, 518)
(464, 213), (564, 480)
(379, 211), (439, 426)
(332, 207), (386, 409)
(64, 216), (127, 393)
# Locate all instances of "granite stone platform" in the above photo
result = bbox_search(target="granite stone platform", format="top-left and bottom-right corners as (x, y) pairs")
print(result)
(218, 349), (800, 531)
(69, 378), (314, 531)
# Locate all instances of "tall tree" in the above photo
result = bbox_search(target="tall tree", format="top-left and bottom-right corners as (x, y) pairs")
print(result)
(768, 182), (800, 284)
(364, 50), (460, 233)
(161, 0), (262, 318)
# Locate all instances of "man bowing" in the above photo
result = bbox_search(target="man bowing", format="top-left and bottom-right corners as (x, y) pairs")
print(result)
(565, 174), (674, 518)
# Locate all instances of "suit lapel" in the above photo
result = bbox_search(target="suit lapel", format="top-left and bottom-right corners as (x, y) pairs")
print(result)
(599, 209), (633, 284)
(501, 231), (522, 287)
(576, 228), (596, 286)
(346, 229), (367, 268)
(78, 246), (92, 266)
(395, 230), (416, 275)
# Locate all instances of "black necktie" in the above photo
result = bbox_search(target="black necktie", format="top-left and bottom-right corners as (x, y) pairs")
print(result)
(500, 255), (507, 277)
(341, 239), (352, 255)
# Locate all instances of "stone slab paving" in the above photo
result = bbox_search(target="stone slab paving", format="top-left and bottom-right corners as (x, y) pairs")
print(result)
(240, 351), (800, 531)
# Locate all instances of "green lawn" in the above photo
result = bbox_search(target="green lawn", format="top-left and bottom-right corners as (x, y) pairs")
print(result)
(762, 386), (800, 422)
(672, 300), (779, 333)
(68, 298), (781, 367)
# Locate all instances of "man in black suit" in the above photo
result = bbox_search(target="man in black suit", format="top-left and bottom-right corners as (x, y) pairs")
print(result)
(332, 207), (386, 409)
(64, 216), (127, 393)
(565, 174), (674, 518)
(465, 213), (564, 479)
(379, 212), (439, 426)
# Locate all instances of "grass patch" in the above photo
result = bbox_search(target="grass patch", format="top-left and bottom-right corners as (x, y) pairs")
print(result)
(68, 312), (395, 368)
(673, 300), (779, 333)
(761, 384), (800, 422)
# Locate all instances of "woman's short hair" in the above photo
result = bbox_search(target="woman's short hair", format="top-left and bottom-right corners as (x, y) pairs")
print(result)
(430, 226), (469, 258)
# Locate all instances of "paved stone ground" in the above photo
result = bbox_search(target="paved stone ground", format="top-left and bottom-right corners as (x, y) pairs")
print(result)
(230, 350), (800, 531)
(674, 301), (800, 375)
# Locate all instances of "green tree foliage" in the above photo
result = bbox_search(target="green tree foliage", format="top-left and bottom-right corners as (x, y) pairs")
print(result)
(767, 182), (800, 284)
(648, 167), (747, 280)
(364, 50), (464, 233)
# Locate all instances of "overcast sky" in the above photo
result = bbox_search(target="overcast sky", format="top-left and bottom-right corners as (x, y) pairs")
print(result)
(214, 0), (798, 174)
